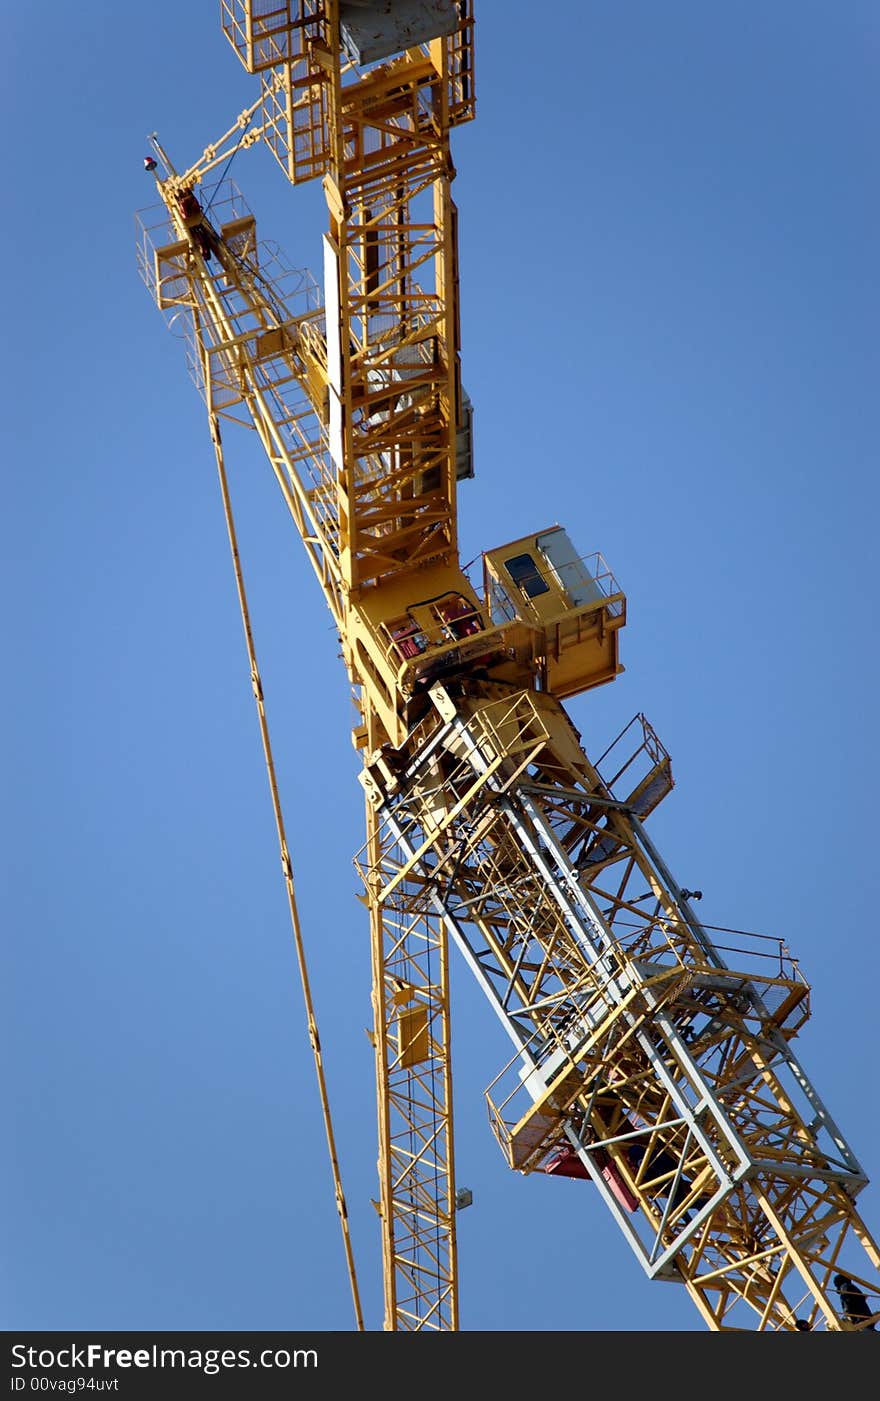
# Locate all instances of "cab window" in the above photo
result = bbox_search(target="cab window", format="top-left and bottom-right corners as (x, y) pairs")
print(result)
(504, 553), (549, 598)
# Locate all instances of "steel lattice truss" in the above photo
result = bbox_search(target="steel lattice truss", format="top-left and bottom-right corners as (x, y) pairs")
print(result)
(355, 684), (879, 1331)
(366, 803), (456, 1330)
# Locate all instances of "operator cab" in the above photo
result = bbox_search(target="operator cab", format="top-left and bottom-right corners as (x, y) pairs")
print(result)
(483, 526), (625, 699)
(353, 527), (625, 750)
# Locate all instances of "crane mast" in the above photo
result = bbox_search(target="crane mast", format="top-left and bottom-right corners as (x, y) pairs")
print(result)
(137, 2), (880, 1332)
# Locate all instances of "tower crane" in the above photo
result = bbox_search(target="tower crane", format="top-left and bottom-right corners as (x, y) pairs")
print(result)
(136, 2), (880, 1332)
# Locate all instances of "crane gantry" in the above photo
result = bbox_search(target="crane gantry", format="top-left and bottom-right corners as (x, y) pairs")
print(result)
(137, 2), (879, 1332)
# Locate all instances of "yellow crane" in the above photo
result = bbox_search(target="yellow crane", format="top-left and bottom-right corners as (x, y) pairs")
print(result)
(137, 2), (879, 1332)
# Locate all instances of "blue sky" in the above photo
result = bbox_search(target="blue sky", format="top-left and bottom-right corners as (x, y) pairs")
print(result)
(4, 3), (879, 1333)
